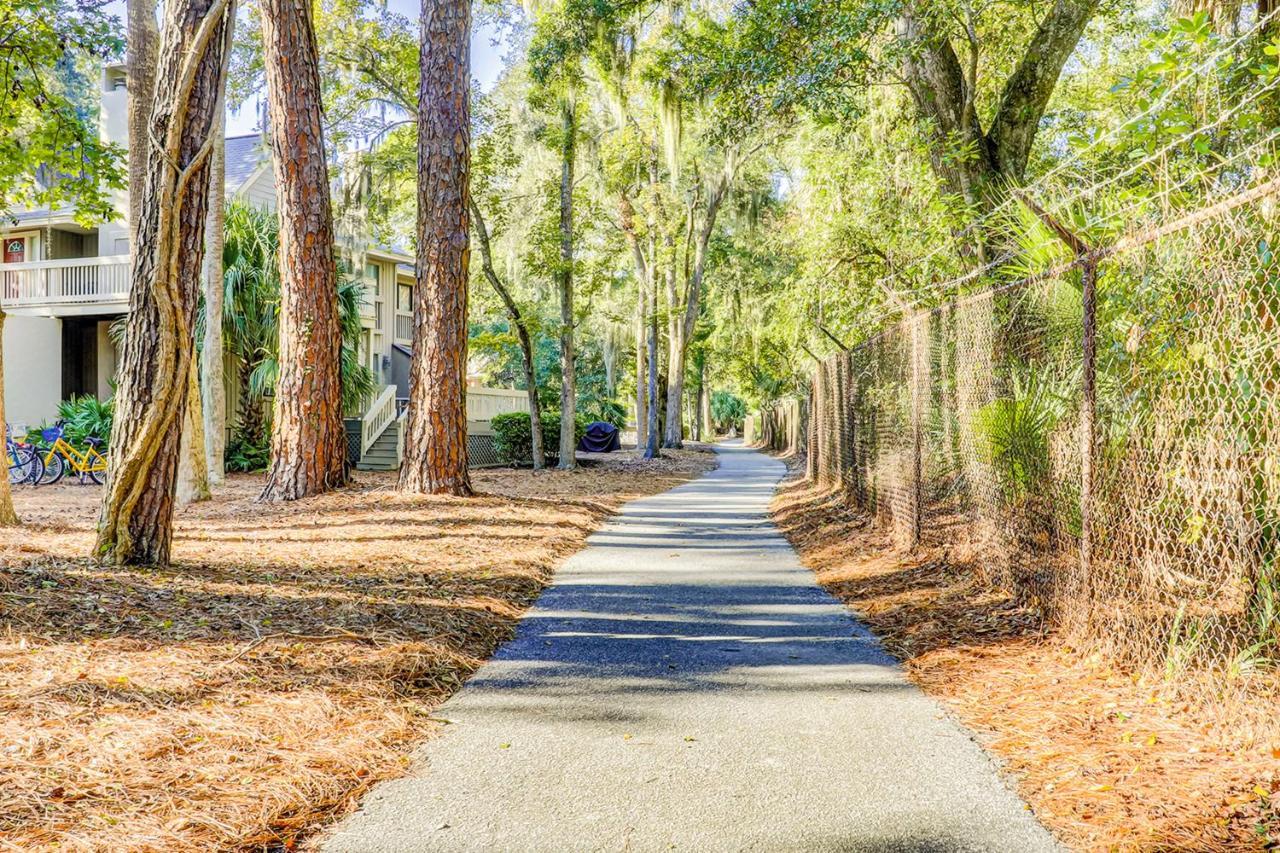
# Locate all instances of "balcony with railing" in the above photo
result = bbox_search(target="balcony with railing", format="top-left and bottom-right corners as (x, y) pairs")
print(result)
(0, 255), (131, 314)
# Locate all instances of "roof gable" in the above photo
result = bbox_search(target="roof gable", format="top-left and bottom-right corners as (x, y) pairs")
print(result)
(223, 134), (269, 193)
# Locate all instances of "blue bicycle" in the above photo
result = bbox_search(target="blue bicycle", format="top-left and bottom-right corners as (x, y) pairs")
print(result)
(5, 425), (42, 486)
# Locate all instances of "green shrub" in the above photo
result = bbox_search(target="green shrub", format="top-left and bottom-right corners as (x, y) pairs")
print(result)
(711, 390), (746, 432)
(225, 432), (271, 472)
(580, 397), (627, 428)
(26, 395), (114, 447)
(491, 410), (588, 465)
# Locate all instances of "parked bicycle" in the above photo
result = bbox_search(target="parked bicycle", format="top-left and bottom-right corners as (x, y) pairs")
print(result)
(6, 426), (43, 486)
(37, 421), (109, 485)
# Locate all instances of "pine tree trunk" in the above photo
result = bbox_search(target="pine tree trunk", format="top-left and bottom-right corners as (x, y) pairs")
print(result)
(126, 0), (159, 233)
(201, 110), (227, 486)
(400, 0), (472, 495)
(0, 311), (19, 525)
(258, 0), (347, 501)
(556, 97), (577, 470)
(97, 0), (234, 566)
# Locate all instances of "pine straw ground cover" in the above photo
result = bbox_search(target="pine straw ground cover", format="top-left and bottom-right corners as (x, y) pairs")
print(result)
(0, 449), (715, 852)
(772, 471), (1280, 853)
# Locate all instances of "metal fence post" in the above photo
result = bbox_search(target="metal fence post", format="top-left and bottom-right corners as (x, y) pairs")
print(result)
(909, 313), (924, 549)
(806, 377), (819, 483)
(1080, 258), (1097, 584)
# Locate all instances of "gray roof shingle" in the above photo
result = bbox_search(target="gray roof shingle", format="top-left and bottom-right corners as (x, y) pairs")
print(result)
(223, 133), (269, 192)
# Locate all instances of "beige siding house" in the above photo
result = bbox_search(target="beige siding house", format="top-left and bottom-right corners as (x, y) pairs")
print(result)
(1, 64), (526, 469)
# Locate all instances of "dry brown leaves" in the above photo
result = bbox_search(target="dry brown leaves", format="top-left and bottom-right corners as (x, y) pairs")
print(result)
(772, 472), (1280, 853)
(0, 449), (716, 852)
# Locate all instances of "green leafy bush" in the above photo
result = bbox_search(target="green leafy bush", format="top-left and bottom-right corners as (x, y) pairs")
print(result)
(491, 410), (588, 465)
(225, 432), (271, 472)
(25, 395), (114, 447)
(711, 390), (746, 432)
(580, 397), (627, 428)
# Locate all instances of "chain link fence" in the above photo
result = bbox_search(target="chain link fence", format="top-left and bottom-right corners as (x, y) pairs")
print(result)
(765, 177), (1280, 705)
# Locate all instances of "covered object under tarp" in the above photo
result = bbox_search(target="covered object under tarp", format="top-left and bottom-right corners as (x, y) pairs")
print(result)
(577, 421), (621, 452)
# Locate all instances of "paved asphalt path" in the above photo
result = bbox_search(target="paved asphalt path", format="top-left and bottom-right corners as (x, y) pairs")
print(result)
(324, 443), (1058, 853)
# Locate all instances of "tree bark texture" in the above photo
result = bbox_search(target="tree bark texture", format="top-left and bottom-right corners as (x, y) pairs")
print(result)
(0, 312), (19, 525)
(692, 355), (706, 442)
(896, 0), (1099, 210)
(644, 250), (661, 460)
(699, 372), (711, 441)
(237, 356), (264, 441)
(634, 283), (647, 449)
(177, 357), (211, 504)
(619, 193), (648, 450)
(201, 109), (227, 486)
(472, 199), (543, 469)
(400, 0), (472, 495)
(126, 0), (159, 232)
(97, 0), (234, 565)
(556, 98), (577, 470)
(259, 0), (348, 501)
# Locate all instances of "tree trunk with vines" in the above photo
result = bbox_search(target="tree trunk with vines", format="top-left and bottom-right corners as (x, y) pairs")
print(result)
(177, 358), (210, 503)
(258, 0), (347, 501)
(201, 110), (227, 486)
(97, 0), (234, 565)
(400, 0), (472, 495)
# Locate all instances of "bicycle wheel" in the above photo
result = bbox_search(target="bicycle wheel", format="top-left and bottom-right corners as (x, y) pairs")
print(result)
(86, 451), (107, 485)
(38, 450), (64, 485)
(7, 445), (37, 486)
(22, 448), (43, 484)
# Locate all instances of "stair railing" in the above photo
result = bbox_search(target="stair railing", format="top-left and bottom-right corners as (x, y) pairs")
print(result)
(361, 384), (397, 457)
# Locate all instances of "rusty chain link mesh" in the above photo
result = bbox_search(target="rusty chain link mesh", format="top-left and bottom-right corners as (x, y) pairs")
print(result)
(758, 189), (1280, 701)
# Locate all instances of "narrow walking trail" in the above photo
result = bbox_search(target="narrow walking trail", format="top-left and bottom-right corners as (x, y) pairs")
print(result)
(325, 444), (1057, 852)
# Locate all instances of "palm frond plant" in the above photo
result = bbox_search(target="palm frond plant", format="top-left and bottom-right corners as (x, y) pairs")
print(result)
(222, 201), (281, 444)
(219, 201), (377, 444)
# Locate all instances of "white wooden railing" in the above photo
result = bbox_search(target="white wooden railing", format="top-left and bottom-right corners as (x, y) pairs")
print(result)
(394, 387), (530, 431)
(0, 255), (131, 309)
(467, 387), (530, 422)
(361, 384), (397, 455)
(394, 311), (412, 342)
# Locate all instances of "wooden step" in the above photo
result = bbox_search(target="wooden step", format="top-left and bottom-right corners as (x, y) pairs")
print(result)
(358, 419), (403, 471)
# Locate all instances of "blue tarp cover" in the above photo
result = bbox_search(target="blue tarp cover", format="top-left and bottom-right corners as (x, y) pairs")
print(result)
(578, 421), (621, 452)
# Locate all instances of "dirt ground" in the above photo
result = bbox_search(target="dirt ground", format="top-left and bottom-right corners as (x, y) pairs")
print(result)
(772, 472), (1280, 852)
(0, 448), (716, 852)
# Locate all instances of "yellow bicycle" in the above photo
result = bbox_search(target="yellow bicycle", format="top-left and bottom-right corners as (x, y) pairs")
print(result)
(38, 421), (108, 485)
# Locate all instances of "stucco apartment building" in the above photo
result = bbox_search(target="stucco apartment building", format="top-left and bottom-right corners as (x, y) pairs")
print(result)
(0, 64), (527, 468)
